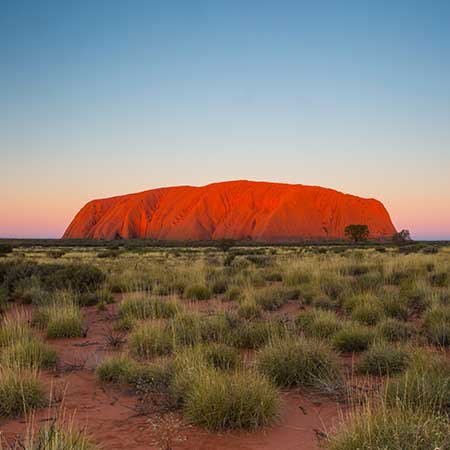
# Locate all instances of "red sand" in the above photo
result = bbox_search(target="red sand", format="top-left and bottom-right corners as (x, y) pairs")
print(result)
(0, 302), (344, 450)
(63, 180), (396, 241)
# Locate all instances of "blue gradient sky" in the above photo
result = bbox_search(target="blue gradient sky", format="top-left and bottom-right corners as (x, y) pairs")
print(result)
(2, 0), (450, 239)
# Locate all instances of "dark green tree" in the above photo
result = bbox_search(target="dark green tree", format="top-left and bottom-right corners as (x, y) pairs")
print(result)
(344, 224), (369, 243)
(392, 229), (412, 245)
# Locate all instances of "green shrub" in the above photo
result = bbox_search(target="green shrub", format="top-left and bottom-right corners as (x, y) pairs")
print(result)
(0, 244), (13, 256)
(0, 317), (33, 348)
(237, 301), (262, 320)
(376, 318), (413, 342)
(257, 338), (342, 392)
(1, 337), (58, 369)
(35, 296), (83, 339)
(381, 296), (409, 320)
(351, 301), (384, 325)
(430, 271), (448, 287)
(211, 278), (228, 294)
(231, 320), (282, 349)
(183, 368), (279, 430)
(283, 270), (311, 286)
(0, 368), (45, 417)
(96, 354), (137, 383)
(357, 342), (409, 375)
(253, 286), (295, 311)
(30, 424), (99, 450)
(327, 405), (450, 450)
(320, 277), (345, 300)
(223, 286), (241, 301)
(332, 323), (374, 352)
(129, 361), (173, 393)
(312, 295), (336, 310)
(118, 295), (180, 320)
(385, 352), (450, 414)
(423, 305), (450, 346)
(184, 284), (212, 301)
(200, 343), (240, 370)
(129, 323), (173, 359)
(169, 313), (202, 346)
(296, 309), (342, 339)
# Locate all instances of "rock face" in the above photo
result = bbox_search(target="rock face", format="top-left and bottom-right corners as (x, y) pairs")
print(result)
(63, 180), (396, 241)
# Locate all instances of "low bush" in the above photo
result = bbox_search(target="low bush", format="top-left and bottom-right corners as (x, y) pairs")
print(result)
(376, 318), (413, 342)
(118, 295), (180, 321)
(430, 271), (449, 288)
(351, 301), (384, 325)
(423, 305), (450, 346)
(223, 285), (241, 301)
(1, 337), (58, 369)
(237, 300), (262, 320)
(257, 338), (342, 392)
(296, 309), (342, 339)
(129, 323), (173, 359)
(253, 286), (294, 311)
(332, 323), (374, 352)
(96, 354), (137, 383)
(28, 424), (99, 450)
(231, 320), (283, 349)
(0, 368), (45, 417)
(0, 317), (33, 348)
(200, 343), (240, 370)
(357, 342), (409, 376)
(327, 405), (450, 450)
(184, 284), (212, 301)
(385, 351), (450, 414)
(183, 368), (279, 430)
(35, 296), (83, 339)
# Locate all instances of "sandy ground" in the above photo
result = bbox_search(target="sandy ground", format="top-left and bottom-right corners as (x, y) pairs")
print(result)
(0, 299), (346, 450)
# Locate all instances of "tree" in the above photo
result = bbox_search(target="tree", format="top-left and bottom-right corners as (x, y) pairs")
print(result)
(344, 224), (369, 243)
(392, 229), (412, 245)
(217, 239), (235, 252)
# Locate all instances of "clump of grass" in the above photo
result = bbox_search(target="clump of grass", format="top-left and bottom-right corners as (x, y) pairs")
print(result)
(199, 343), (240, 370)
(351, 301), (384, 325)
(96, 354), (172, 392)
(376, 318), (413, 342)
(385, 351), (450, 414)
(327, 404), (450, 450)
(96, 354), (137, 383)
(296, 309), (342, 339)
(129, 322), (173, 359)
(0, 316), (33, 348)
(183, 368), (279, 430)
(357, 342), (410, 376)
(253, 286), (286, 311)
(311, 295), (336, 311)
(223, 285), (241, 301)
(430, 271), (448, 287)
(332, 323), (374, 352)
(118, 295), (180, 320)
(0, 368), (45, 417)
(1, 337), (58, 369)
(283, 270), (311, 286)
(381, 295), (409, 320)
(256, 337), (342, 392)
(237, 300), (262, 320)
(184, 284), (212, 301)
(34, 294), (83, 339)
(23, 420), (100, 450)
(231, 320), (283, 349)
(423, 305), (450, 346)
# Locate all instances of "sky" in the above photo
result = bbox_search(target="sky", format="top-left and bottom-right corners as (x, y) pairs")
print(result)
(1, 0), (450, 240)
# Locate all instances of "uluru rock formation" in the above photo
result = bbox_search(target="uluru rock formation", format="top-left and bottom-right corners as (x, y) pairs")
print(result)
(63, 180), (396, 241)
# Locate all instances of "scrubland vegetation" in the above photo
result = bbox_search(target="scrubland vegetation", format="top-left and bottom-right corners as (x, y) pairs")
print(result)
(0, 240), (449, 449)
